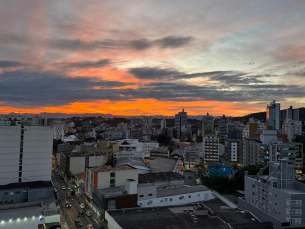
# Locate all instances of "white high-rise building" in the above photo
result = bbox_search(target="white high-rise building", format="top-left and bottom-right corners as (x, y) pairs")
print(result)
(0, 115), (53, 185)
(53, 119), (66, 139)
(282, 118), (302, 142)
(161, 119), (166, 129)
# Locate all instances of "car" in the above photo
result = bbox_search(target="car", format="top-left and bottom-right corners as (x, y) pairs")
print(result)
(62, 186), (66, 190)
(188, 176), (192, 179)
(85, 211), (92, 217)
(54, 188), (57, 192)
(75, 219), (82, 227)
(66, 193), (71, 198)
(86, 224), (94, 229)
(80, 203), (85, 209)
(79, 210), (85, 217)
(66, 201), (71, 208)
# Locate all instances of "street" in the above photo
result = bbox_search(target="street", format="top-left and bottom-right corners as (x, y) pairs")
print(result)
(52, 170), (106, 229)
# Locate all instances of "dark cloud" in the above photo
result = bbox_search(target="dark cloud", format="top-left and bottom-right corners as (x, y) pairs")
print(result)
(129, 67), (180, 79)
(130, 39), (152, 50)
(154, 36), (194, 49)
(0, 60), (25, 68)
(66, 59), (110, 68)
(1, 32), (193, 52)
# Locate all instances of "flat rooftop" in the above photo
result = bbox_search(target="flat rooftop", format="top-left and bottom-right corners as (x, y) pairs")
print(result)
(0, 181), (52, 190)
(107, 204), (229, 229)
(88, 165), (136, 173)
(157, 185), (210, 198)
(139, 172), (184, 183)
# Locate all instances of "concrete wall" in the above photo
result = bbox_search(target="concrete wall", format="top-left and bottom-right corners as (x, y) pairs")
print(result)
(0, 125), (22, 185)
(0, 187), (28, 204)
(28, 187), (54, 202)
(115, 170), (138, 187)
(138, 185), (157, 201)
(70, 157), (86, 174)
(88, 155), (106, 167)
(105, 211), (123, 229)
(138, 190), (213, 208)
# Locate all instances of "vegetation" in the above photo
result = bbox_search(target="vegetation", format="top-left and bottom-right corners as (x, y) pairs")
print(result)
(198, 164), (267, 194)
(106, 156), (117, 167)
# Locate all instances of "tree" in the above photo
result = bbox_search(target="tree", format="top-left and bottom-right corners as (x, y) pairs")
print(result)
(66, 170), (72, 182)
(106, 156), (117, 167)
(196, 135), (203, 143)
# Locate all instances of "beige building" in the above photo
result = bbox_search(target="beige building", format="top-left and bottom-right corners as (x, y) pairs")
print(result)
(86, 140), (119, 157)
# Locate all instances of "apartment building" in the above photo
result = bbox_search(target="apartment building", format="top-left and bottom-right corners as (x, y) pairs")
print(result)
(282, 118), (302, 142)
(239, 159), (305, 229)
(203, 135), (219, 163)
(184, 143), (203, 167)
(266, 100), (281, 130)
(0, 115), (53, 185)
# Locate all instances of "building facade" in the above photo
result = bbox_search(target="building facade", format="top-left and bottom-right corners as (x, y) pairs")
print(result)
(266, 100), (281, 130)
(203, 135), (219, 163)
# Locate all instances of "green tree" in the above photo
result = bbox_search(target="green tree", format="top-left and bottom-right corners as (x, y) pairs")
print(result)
(106, 155), (117, 167)
(66, 170), (72, 182)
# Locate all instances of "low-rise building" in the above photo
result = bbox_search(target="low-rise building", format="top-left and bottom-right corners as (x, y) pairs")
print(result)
(149, 157), (179, 173)
(149, 147), (169, 159)
(85, 165), (138, 198)
(184, 143), (203, 168)
(138, 185), (214, 208)
(139, 172), (184, 190)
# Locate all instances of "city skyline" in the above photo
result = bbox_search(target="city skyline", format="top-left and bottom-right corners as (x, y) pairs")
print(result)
(1, 1), (305, 116)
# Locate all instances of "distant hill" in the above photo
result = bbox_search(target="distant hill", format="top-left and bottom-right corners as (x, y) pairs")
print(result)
(232, 111), (266, 122)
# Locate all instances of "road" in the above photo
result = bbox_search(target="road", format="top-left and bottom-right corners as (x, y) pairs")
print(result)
(52, 170), (105, 229)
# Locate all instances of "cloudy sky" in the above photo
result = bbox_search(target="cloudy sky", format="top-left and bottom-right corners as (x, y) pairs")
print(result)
(1, 0), (305, 116)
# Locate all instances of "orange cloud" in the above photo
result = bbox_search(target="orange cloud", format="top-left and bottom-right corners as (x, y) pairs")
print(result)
(0, 99), (263, 117)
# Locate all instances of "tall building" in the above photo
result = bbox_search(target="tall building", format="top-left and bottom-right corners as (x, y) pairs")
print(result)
(266, 100), (280, 130)
(203, 134), (219, 163)
(240, 159), (305, 229)
(0, 115), (53, 185)
(175, 109), (187, 139)
(219, 115), (229, 142)
(52, 119), (66, 140)
(281, 106), (300, 125)
(161, 119), (166, 129)
(225, 138), (243, 164)
(201, 112), (214, 136)
(0, 115), (59, 229)
(282, 118), (302, 142)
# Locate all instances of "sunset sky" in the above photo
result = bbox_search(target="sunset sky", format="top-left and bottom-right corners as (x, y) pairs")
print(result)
(1, 0), (305, 117)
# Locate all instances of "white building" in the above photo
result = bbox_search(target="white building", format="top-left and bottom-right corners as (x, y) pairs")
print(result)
(85, 165), (138, 198)
(0, 116), (53, 185)
(242, 118), (266, 138)
(138, 185), (214, 208)
(184, 144), (203, 168)
(282, 118), (302, 142)
(114, 151), (145, 160)
(161, 119), (166, 129)
(203, 135), (219, 163)
(52, 120), (66, 140)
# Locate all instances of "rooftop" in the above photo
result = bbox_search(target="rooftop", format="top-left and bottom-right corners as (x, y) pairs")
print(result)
(139, 172), (184, 183)
(88, 165), (135, 173)
(138, 182), (155, 188)
(107, 204), (228, 229)
(149, 157), (179, 173)
(157, 185), (210, 198)
(0, 181), (52, 190)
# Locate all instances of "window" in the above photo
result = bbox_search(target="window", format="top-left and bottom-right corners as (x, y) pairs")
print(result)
(15, 191), (21, 194)
(10, 192), (13, 196)
(170, 198), (172, 201)
(290, 218), (301, 225)
(148, 194), (152, 196)
(110, 179), (115, 184)
(139, 195), (144, 198)
(23, 191), (27, 195)
(160, 200), (163, 203)
(110, 172), (115, 177)
(179, 196), (183, 200)
(197, 194), (200, 197)
(4, 192), (8, 195)
(189, 196), (191, 198)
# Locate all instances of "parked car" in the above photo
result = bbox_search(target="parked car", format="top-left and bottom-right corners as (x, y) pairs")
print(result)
(80, 203), (85, 209)
(62, 186), (66, 190)
(79, 211), (85, 217)
(66, 201), (71, 208)
(86, 224), (94, 229)
(86, 211), (92, 217)
(66, 193), (71, 198)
